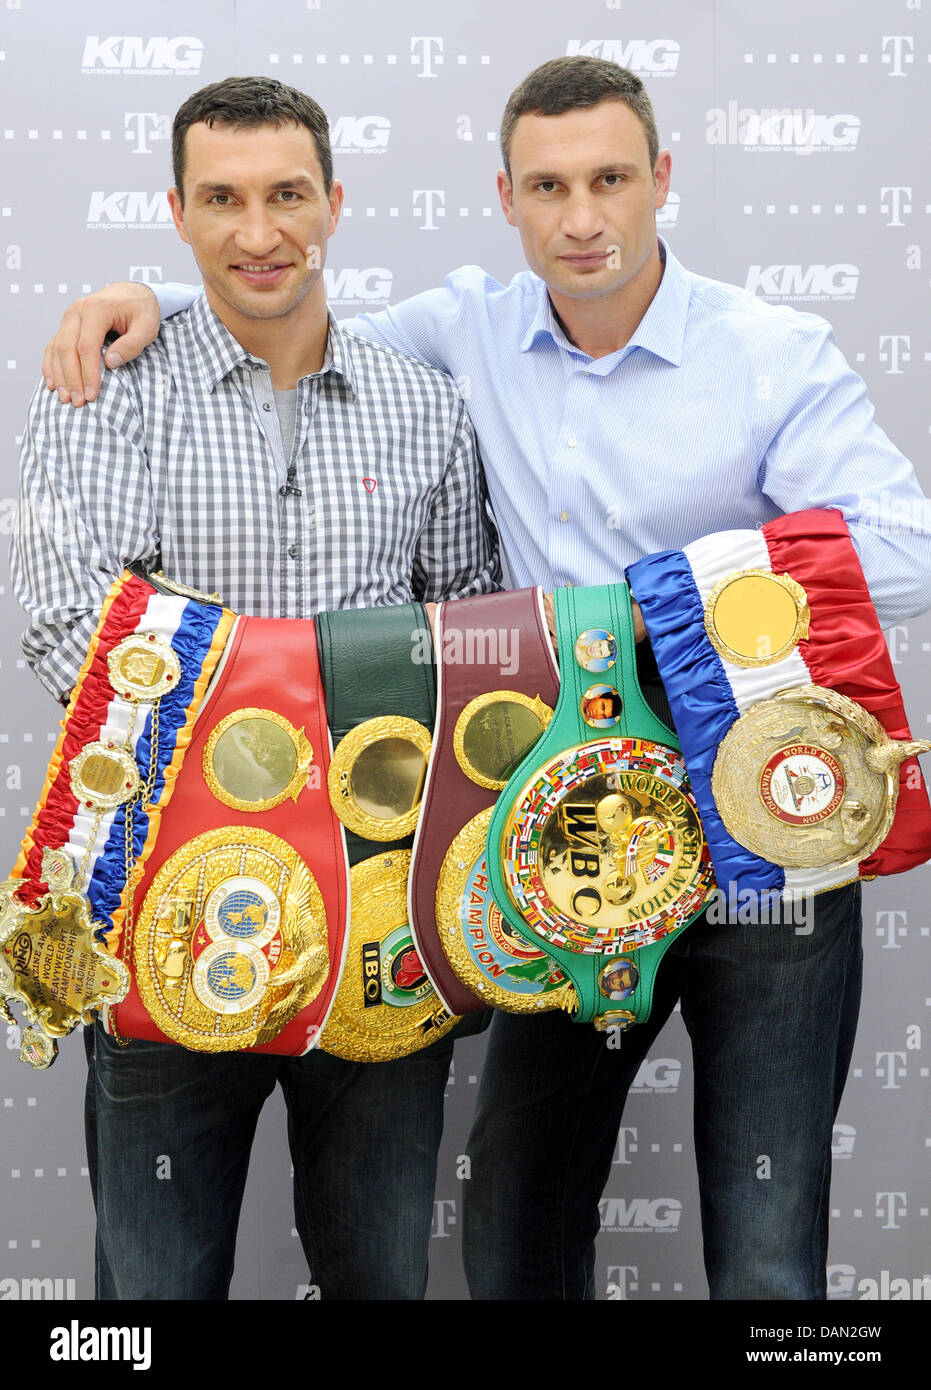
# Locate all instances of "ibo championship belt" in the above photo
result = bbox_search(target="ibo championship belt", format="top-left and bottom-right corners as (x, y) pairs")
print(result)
(486, 584), (715, 1031)
(627, 509), (931, 900)
(315, 602), (461, 1061)
(414, 589), (574, 1016)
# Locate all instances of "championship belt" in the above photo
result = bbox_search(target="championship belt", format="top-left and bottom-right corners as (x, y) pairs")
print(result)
(627, 508), (931, 900)
(485, 584), (715, 1030)
(315, 603), (460, 1061)
(414, 589), (573, 1016)
(110, 604), (346, 1055)
(2, 569), (235, 1066)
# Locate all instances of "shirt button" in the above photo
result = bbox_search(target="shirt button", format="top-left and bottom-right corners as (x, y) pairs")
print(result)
(287, 544), (298, 559)
(559, 510), (570, 522)
(566, 437), (578, 448)
(262, 402), (272, 412)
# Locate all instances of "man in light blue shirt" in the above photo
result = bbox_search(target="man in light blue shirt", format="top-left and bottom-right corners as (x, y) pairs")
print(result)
(40, 57), (931, 1300)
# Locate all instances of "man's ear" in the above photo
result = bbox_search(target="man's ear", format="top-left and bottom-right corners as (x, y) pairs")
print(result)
(327, 179), (344, 237)
(167, 187), (191, 246)
(497, 169), (517, 228)
(653, 151), (672, 212)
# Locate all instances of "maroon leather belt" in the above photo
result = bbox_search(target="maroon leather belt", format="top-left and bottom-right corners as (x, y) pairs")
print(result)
(409, 588), (560, 1013)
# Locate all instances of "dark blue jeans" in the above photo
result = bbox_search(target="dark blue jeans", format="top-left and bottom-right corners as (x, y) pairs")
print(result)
(84, 1021), (453, 1300)
(463, 882), (863, 1300)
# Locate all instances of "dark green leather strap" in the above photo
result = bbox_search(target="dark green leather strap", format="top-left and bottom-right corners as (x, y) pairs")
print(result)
(315, 603), (435, 866)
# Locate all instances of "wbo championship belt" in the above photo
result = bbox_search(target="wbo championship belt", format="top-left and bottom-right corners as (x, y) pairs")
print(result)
(112, 596), (347, 1055)
(315, 602), (461, 1062)
(2, 569), (234, 1066)
(627, 508), (931, 901)
(485, 584), (715, 1031)
(415, 588), (574, 1016)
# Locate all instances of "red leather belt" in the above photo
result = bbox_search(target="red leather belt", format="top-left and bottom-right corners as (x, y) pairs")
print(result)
(110, 615), (348, 1054)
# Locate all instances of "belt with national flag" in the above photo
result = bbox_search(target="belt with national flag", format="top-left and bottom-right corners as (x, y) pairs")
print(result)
(627, 508), (931, 901)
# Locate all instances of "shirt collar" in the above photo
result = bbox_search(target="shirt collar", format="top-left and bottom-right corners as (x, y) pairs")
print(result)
(185, 294), (357, 397)
(518, 236), (689, 367)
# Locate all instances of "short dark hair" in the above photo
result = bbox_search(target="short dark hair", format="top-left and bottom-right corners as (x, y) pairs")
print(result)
(500, 57), (660, 178)
(172, 76), (332, 202)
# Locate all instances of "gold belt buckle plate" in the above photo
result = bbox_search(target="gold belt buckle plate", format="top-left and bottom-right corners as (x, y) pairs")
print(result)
(711, 684), (931, 867)
(501, 737), (715, 956)
(0, 848), (130, 1067)
(320, 851), (460, 1061)
(133, 828), (329, 1051)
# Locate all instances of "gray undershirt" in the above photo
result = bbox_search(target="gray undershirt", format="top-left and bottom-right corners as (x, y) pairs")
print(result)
(274, 388), (298, 461)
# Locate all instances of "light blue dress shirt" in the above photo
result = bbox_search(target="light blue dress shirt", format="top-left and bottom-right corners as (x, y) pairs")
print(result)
(158, 240), (931, 627)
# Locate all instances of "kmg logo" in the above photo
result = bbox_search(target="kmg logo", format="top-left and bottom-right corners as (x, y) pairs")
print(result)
(600, 1197), (682, 1232)
(82, 36), (203, 73)
(745, 264), (859, 301)
(324, 268), (393, 305)
(87, 192), (173, 228)
(330, 117), (391, 152)
(566, 40), (680, 74)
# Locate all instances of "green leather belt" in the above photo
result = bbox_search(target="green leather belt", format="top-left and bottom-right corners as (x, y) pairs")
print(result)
(314, 602), (486, 1056)
(485, 584), (715, 1029)
(316, 603), (435, 867)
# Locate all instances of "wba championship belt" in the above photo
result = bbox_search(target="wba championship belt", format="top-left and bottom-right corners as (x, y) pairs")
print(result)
(110, 598), (346, 1055)
(414, 589), (573, 1015)
(315, 603), (459, 1061)
(2, 569), (234, 1066)
(627, 508), (931, 901)
(486, 584), (715, 1030)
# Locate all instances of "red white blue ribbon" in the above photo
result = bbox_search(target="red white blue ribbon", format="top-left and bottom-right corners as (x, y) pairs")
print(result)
(628, 509), (931, 899)
(16, 572), (233, 937)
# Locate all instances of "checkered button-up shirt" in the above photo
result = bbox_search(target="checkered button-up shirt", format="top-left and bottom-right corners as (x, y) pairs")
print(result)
(13, 294), (500, 700)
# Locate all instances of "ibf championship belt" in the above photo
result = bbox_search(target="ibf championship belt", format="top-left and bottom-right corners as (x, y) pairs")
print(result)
(486, 584), (715, 1031)
(627, 508), (931, 899)
(415, 588), (574, 1016)
(315, 602), (460, 1061)
(114, 601), (347, 1055)
(2, 570), (234, 1066)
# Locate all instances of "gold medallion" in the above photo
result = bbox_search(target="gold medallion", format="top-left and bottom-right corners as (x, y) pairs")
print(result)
(107, 633), (181, 702)
(437, 808), (576, 1013)
(501, 738), (714, 955)
(704, 569), (810, 668)
(320, 851), (460, 1061)
(69, 741), (140, 811)
(133, 827), (329, 1051)
(327, 716), (432, 841)
(0, 848), (130, 1052)
(453, 692), (553, 790)
(203, 708), (314, 812)
(712, 684), (931, 868)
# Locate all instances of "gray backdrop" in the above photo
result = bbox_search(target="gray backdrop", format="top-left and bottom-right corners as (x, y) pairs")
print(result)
(0, 0), (928, 1302)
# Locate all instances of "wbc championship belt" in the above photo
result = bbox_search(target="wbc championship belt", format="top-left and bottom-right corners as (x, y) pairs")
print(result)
(107, 591), (347, 1055)
(413, 588), (574, 1016)
(1, 569), (235, 1066)
(315, 603), (460, 1061)
(486, 584), (715, 1030)
(627, 508), (931, 900)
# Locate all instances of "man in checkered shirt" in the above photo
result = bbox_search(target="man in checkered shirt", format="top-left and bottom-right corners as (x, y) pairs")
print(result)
(12, 76), (499, 1301)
